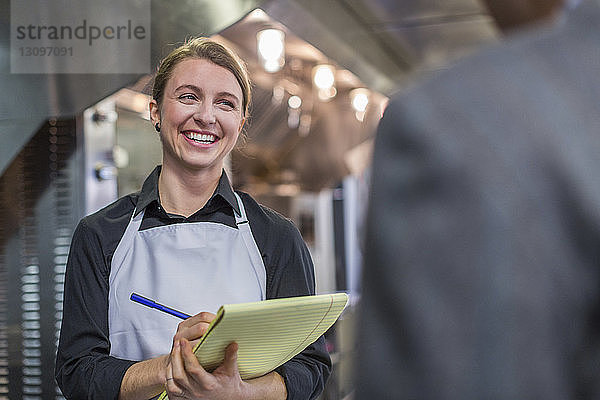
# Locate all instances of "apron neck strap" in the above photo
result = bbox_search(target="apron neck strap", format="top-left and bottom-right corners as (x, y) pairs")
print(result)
(132, 196), (248, 226)
(233, 192), (248, 225)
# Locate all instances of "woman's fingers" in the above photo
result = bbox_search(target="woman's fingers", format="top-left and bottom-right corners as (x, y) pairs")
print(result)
(180, 312), (216, 329)
(219, 342), (239, 377)
(174, 312), (216, 342)
(180, 338), (212, 386)
(168, 339), (190, 397)
(167, 339), (245, 399)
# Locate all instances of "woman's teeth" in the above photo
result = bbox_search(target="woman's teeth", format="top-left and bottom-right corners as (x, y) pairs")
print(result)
(185, 132), (216, 143)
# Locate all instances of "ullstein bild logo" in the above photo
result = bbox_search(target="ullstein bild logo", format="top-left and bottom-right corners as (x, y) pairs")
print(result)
(11, 0), (151, 74)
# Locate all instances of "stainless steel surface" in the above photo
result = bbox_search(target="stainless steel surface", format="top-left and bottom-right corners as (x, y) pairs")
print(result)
(212, 0), (497, 192)
(1, 0), (499, 179)
(0, 0), (264, 175)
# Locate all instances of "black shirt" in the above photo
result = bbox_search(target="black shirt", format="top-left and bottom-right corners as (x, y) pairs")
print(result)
(55, 166), (331, 400)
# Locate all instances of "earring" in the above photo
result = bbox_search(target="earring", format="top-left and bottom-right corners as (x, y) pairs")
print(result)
(154, 122), (160, 132)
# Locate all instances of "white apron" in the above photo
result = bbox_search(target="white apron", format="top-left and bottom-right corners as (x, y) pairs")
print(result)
(108, 193), (266, 360)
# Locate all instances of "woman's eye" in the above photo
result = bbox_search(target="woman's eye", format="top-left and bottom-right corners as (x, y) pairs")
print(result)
(217, 100), (235, 109)
(179, 94), (197, 101)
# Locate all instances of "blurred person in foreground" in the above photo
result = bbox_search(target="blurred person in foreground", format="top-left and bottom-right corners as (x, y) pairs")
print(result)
(356, 0), (600, 398)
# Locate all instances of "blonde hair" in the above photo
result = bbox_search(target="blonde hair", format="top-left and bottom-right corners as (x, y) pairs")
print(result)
(152, 37), (251, 118)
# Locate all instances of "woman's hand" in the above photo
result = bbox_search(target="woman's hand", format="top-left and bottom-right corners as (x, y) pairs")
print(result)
(166, 339), (248, 400)
(165, 311), (248, 399)
(173, 311), (216, 348)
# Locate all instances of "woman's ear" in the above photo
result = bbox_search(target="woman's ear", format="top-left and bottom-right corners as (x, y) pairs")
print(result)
(149, 99), (160, 127)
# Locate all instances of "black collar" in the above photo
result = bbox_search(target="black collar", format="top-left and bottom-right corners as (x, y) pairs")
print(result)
(134, 166), (240, 217)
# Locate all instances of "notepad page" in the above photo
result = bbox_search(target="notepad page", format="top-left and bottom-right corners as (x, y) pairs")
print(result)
(157, 293), (348, 400)
(195, 293), (348, 379)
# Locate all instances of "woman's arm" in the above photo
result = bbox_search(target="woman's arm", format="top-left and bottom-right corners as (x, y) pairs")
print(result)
(55, 219), (137, 399)
(119, 355), (169, 400)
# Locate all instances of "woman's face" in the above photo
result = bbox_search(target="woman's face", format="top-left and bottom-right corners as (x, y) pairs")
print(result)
(150, 58), (245, 175)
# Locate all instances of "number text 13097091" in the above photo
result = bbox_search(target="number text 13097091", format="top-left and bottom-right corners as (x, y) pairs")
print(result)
(19, 47), (73, 57)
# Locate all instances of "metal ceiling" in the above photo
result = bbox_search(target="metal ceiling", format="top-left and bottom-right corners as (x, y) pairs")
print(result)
(1, 0), (500, 180)
(261, 0), (497, 92)
(212, 9), (391, 192)
(218, 0), (499, 192)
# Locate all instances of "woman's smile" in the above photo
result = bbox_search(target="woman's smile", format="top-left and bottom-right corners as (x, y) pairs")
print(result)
(181, 130), (219, 146)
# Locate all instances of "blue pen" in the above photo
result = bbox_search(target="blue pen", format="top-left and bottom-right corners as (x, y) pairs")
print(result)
(130, 292), (191, 320)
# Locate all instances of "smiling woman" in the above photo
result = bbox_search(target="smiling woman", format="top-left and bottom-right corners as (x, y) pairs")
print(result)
(55, 37), (331, 400)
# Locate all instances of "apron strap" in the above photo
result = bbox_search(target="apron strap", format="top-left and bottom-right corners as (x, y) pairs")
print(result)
(233, 192), (267, 299)
(109, 206), (144, 286)
(233, 192), (249, 225)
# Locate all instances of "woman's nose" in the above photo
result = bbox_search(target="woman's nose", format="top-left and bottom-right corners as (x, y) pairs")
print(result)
(193, 103), (216, 125)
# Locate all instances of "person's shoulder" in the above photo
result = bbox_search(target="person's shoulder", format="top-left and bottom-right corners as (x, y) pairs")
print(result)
(383, 17), (572, 129)
(78, 192), (138, 237)
(405, 18), (564, 95)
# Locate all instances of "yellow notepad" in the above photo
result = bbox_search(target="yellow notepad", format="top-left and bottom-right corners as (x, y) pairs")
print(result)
(157, 293), (348, 400)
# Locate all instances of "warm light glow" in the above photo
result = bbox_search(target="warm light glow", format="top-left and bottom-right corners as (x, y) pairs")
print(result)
(313, 64), (335, 89)
(351, 88), (370, 112)
(288, 109), (300, 129)
(318, 86), (337, 101)
(299, 114), (311, 137)
(288, 95), (302, 109)
(247, 8), (269, 22)
(274, 183), (300, 196)
(257, 29), (285, 72)
(380, 97), (390, 119)
(258, 29), (284, 60)
(263, 58), (283, 73)
(272, 86), (285, 105)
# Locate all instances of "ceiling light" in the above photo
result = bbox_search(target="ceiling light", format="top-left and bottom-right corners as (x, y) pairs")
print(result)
(257, 28), (285, 72)
(313, 64), (335, 89)
(288, 95), (302, 109)
(350, 88), (370, 112)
